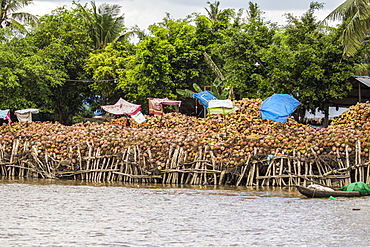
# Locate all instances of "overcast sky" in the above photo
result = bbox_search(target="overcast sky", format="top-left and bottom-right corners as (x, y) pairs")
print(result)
(23, 0), (345, 30)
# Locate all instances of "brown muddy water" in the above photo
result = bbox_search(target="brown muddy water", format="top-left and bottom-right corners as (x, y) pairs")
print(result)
(0, 178), (369, 247)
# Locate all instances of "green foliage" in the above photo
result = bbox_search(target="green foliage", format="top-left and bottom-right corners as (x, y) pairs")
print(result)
(120, 16), (208, 106)
(260, 4), (356, 119)
(0, 1), (365, 125)
(176, 89), (194, 98)
(76, 1), (125, 50)
(321, 0), (370, 56)
(26, 6), (94, 124)
(84, 41), (134, 107)
(0, 37), (63, 111)
(0, 0), (38, 31)
(212, 1), (276, 98)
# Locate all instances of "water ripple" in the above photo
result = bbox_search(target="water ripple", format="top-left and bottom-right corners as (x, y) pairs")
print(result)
(0, 179), (369, 246)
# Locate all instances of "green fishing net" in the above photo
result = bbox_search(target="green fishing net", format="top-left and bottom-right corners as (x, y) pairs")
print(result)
(339, 181), (370, 195)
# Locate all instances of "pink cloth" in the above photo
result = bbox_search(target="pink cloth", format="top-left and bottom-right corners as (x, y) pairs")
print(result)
(4, 111), (12, 124)
(101, 98), (141, 116)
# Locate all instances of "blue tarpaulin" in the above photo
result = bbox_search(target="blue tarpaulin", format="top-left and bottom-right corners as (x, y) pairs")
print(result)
(192, 91), (218, 108)
(259, 93), (301, 124)
(94, 109), (105, 116)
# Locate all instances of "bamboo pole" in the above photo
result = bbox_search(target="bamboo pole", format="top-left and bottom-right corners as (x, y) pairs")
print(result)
(303, 155), (308, 187)
(262, 159), (273, 186)
(236, 157), (248, 187)
(190, 148), (202, 185)
(248, 162), (256, 186)
(296, 153), (303, 185)
(345, 145), (351, 184)
(278, 156), (284, 186)
(180, 150), (188, 184)
(219, 170), (226, 185)
(210, 150), (217, 185)
(367, 149), (370, 184)
(173, 147), (180, 184)
(10, 139), (20, 176)
(124, 147), (132, 182)
(92, 148), (101, 181)
(0, 144), (6, 176)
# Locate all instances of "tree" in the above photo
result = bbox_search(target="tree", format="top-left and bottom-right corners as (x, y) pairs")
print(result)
(202, 52), (233, 99)
(213, 1), (275, 99)
(261, 2), (356, 123)
(84, 41), (134, 107)
(121, 15), (206, 107)
(29, 6), (94, 124)
(0, 37), (64, 115)
(76, 1), (125, 50)
(0, 0), (37, 30)
(322, 0), (370, 56)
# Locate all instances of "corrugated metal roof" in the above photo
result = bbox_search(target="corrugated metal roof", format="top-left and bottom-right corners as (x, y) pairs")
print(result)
(353, 76), (370, 87)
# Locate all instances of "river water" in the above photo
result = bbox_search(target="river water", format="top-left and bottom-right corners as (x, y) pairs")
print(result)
(0, 178), (369, 247)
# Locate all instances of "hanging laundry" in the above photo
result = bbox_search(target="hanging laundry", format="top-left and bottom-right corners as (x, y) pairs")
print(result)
(208, 99), (233, 109)
(148, 98), (181, 116)
(131, 111), (146, 124)
(0, 109), (9, 119)
(207, 99), (238, 116)
(4, 111), (12, 124)
(192, 91), (217, 108)
(0, 109), (12, 124)
(101, 98), (141, 116)
(14, 109), (40, 123)
(101, 98), (146, 124)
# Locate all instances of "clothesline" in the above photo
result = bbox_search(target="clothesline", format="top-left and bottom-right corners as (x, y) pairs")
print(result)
(47, 77), (134, 84)
(0, 108), (39, 124)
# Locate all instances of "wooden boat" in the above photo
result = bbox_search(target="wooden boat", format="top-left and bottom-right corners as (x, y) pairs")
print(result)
(296, 185), (363, 198)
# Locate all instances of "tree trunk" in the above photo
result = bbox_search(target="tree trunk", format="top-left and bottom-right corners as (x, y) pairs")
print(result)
(322, 106), (329, 127)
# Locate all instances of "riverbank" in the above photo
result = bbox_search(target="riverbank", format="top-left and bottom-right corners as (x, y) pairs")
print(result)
(1, 139), (369, 187)
(1, 99), (370, 187)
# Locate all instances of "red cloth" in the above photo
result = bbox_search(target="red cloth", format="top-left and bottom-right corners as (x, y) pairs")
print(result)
(101, 98), (141, 116)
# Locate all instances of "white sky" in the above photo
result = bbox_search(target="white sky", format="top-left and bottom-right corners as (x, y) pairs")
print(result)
(23, 0), (345, 30)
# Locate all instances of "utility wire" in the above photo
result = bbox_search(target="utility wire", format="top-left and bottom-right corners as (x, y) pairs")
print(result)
(48, 77), (134, 84)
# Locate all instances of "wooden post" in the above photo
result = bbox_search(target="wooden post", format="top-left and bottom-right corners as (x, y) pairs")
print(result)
(236, 155), (251, 186)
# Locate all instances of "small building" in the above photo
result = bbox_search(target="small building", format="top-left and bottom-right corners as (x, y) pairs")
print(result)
(305, 76), (370, 126)
(332, 76), (370, 106)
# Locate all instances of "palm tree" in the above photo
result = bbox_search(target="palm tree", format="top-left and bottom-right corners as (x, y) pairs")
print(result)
(77, 1), (125, 50)
(321, 0), (370, 56)
(0, 0), (37, 30)
(176, 52), (233, 100)
(205, 1), (221, 21)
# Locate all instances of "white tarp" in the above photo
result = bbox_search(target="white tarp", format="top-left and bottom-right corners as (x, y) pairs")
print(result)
(208, 99), (233, 109)
(131, 111), (146, 124)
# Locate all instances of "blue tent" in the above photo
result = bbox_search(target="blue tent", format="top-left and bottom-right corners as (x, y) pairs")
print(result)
(192, 91), (218, 108)
(259, 93), (301, 124)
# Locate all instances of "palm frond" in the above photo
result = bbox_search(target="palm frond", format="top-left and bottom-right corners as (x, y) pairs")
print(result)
(203, 52), (225, 80)
(192, 83), (203, 93)
(176, 89), (195, 98)
(321, 0), (370, 56)
(354, 63), (370, 76)
(341, 15), (370, 56)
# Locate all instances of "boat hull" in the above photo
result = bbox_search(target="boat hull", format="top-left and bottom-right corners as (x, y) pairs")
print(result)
(296, 185), (362, 198)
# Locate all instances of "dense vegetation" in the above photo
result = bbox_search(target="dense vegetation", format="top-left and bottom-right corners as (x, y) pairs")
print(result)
(0, 1), (368, 125)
